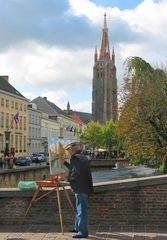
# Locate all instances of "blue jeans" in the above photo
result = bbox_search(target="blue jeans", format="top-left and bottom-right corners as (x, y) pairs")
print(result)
(74, 193), (88, 237)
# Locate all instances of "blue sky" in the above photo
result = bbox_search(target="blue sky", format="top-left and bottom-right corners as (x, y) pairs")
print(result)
(91, 0), (144, 9)
(0, 0), (166, 113)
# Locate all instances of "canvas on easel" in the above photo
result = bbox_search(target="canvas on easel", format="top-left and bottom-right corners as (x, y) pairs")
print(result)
(48, 137), (71, 177)
(22, 137), (76, 235)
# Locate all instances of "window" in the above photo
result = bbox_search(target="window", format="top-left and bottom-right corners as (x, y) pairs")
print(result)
(6, 99), (9, 108)
(0, 134), (3, 152)
(0, 112), (4, 127)
(19, 116), (22, 130)
(15, 135), (18, 152)
(11, 101), (14, 109)
(24, 104), (27, 112)
(32, 114), (34, 123)
(11, 114), (13, 129)
(24, 116), (26, 130)
(19, 135), (22, 152)
(29, 113), (31, 123)
(29, 127), (31, 138)
(15, 102), (18, 110)
(20, 103), (22, 111)
(6, 113), (9, 128)
(1, 98), (4, 107)
(23, 136), (26, 151)
(11, 135), (13, 148)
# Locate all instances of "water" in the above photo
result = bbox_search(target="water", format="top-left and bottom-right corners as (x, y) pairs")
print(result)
(92, 164), (161, 183)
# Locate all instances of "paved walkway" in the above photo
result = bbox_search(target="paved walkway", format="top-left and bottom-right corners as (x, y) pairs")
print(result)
(0, 224), (167, 240)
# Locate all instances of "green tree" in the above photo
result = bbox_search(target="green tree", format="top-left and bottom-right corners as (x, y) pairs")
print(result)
(101, 120), (117, 152)
(80, 121), (102, 149)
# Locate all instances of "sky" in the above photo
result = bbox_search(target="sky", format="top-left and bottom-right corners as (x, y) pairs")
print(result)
(0, 0), (167, 113)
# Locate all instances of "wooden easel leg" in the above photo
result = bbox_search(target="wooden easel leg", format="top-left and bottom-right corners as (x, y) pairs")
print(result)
(22, 186), (40, 224)
(56, 187), (64, 235)
(63, 186), (76, 215)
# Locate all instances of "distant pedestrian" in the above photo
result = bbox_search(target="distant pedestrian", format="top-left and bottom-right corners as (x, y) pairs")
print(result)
(1, 152), (5, 169)
(5, 155), (9, 169)
(9, 155), (14, 169)
(0, 153), (3, 169)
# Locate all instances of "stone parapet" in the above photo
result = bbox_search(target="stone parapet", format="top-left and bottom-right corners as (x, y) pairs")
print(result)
(0, 175), (167, 225)
(0, 165), (50, 187)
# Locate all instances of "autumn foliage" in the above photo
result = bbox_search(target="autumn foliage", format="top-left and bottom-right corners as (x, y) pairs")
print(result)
(117, 57), (167, 167)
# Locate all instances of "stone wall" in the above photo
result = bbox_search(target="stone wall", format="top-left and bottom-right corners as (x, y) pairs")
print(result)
(0, 175), (167, 225)
(0, 165), (50, 187)
(0, 160), (129, 188)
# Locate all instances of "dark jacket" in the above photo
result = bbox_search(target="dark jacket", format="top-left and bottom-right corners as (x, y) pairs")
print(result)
(64, 151), (93, 194)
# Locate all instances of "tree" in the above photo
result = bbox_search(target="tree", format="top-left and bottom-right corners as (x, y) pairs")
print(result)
(101, 120), (117, 152)
(118, 56), (167, 167)
(80, 121), (102, 149)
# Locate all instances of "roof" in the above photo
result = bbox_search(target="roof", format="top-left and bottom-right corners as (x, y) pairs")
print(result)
(0, 76), (25, 98)
(32, 96), (68, 117)
(73, 111), (92, 123)
(69, 114), (85, 125)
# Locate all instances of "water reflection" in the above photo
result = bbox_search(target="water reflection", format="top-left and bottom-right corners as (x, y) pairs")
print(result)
(92, 164), (161, 183)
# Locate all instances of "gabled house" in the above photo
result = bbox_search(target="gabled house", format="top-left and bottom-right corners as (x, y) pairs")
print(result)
(0, 76), (28, 157)
(32, 97), (81, 151)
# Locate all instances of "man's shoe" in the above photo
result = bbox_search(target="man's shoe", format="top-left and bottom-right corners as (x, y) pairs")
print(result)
(72, 234), (88, 238)
(70, 229), (78, 233)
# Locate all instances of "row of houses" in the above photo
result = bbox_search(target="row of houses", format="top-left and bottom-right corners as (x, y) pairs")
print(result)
(0, 76), (91, 157)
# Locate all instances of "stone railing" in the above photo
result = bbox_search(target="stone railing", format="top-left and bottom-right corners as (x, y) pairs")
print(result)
(1, 175), (167, 225)
(90, 158), (129, 168)
(0, 159), (130, 188)
(0, 165), (50, 187)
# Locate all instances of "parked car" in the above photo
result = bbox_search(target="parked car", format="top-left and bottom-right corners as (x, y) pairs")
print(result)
(32, 153), (45, 163)
(15, 156), (31, 166)
(38, 152), (49, 161)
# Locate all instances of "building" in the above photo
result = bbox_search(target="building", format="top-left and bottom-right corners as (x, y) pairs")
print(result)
(0, 76), (28, 157)
(31, 97), (81, 151)
(92, 14), (118, 123)
(28, 103), (42, 155)
(66, 101), (92, 124)
(41, 112), (60, 153)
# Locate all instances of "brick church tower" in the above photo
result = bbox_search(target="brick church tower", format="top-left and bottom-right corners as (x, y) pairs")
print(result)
(92, 14), (118, 123)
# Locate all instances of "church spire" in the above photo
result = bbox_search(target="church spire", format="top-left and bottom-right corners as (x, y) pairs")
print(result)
(99, 13), (110, 61)
(94, 46), (98, 63)
(67, 101), (70, 114)
(112, 47), (115, 65)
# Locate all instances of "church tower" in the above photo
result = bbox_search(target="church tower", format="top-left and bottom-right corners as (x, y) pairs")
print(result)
(92, 14), (118, 123)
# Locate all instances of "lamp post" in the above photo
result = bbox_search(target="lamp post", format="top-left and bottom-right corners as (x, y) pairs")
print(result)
(4, 131), (10, 156)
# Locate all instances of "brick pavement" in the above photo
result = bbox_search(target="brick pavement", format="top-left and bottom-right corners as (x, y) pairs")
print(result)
(0, 224), (167, 240)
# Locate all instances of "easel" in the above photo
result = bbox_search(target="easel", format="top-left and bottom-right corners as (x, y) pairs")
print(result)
(22, 178), (76, 235)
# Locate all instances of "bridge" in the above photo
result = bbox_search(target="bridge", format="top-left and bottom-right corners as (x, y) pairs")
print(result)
(90, 158), (129, 168)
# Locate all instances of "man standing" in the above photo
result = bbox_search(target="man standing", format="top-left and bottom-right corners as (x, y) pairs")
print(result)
(62, 142), (93, 238)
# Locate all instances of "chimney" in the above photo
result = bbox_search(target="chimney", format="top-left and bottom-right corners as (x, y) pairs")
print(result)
(43, 97), (47, 100)
(1, 76), (9, 82)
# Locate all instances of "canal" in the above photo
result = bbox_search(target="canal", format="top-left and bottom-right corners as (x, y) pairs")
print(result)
(92, 164), (161, 183)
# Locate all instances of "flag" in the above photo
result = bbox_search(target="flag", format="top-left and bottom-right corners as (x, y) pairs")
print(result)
(66, 126), (71, 131)
(13, 112), (19, 124)
(74, 128), (78, 136)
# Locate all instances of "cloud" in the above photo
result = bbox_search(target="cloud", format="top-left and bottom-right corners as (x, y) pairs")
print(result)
(0, 42), (93, 90)
(69, 0), (167, 67)
(0, 0), (98, 51)
(72, 100), (91, 113)
(24, 89), (91, 113)
(0, 0), (167, 114)
(41, 90), (69, 110)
